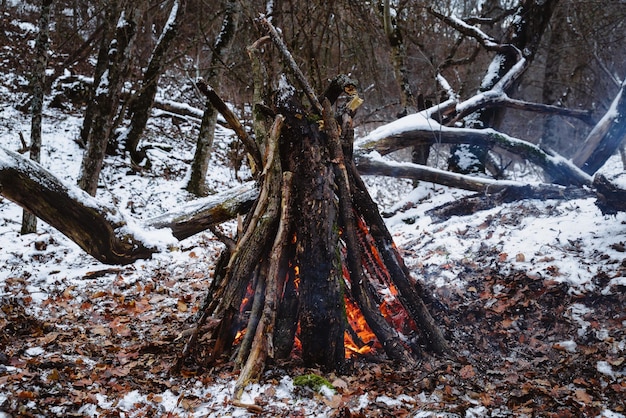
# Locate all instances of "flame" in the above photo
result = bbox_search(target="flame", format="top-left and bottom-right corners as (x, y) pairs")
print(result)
(234, 329), (246, 344)
(344, 297), (377, 357)
(345, 333), (373, 356)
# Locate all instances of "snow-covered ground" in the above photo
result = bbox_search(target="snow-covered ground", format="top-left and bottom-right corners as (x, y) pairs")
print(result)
(1, 89), (625, 416)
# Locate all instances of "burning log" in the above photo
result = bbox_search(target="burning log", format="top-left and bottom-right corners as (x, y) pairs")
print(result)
(173, 19), (449, 403)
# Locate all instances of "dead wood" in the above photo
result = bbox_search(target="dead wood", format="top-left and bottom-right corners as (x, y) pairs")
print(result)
(572, 80), (626, 174)
(358, 126), (591, 187)
(234, 172), (294, 399)
(348, 159), (450, 354)
(196, 80), (263, 174)
(0, 146), (257, 263)
(593, 174), (626, 215)
(356, 155), (517, 193)
(205, 115), (285, 366)
(261, 17), (323, 114)
(146, 183), (257, 240)
(0, 147), (153, 265)
(325, 99), (417, 365)
(426, 184), (594, 222)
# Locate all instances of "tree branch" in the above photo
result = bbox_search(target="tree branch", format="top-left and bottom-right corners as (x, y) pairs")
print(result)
(260, 17), (323, 114)
(427, 7), (521, 57)
(196, 80), (264, 174)
(357, 122), (591, 187)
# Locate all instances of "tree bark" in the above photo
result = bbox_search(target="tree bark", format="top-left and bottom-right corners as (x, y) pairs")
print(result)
(78, 3), (139, 196)
(572, 79), (626, 174)
(186, 0), (240, 196)
(287, 102), (345, 370)
(22, 0), (52, 235)
(125, 0), (185, 168)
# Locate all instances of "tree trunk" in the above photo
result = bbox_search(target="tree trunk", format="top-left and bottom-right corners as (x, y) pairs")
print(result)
(125, 0), (184, 168)
(186, 0), (241, 196)
(77, 2), (139, 196)
(380, 0), (431, 169)
(284, 99), (346, 370)
(78, 2), (120, 148)
(443, 0), (559, 174)
(21, 0), (52, 235)
(1, 146), (256, 264)
(572, 79), (626, 174)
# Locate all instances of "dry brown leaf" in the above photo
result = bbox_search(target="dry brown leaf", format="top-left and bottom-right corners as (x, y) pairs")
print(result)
(574, 389), (592, 404)
(460, 364), (475, 379)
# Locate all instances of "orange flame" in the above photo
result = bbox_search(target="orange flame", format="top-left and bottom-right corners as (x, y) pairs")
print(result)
(344, 298), (378, 357)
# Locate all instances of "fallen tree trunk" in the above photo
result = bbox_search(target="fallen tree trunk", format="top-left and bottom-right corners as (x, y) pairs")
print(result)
(0, 146), (256, 264)
(593, 174), (626, 215)
(0, 147), (154, 264)
(357, 120), (591, 187)
(426, 184), (594, 222)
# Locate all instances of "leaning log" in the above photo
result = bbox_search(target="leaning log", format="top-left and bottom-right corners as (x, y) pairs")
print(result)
(572, 79), (626, 174)
(0, 147), (155, 264)
(357, 119), (591, 187)
(0, 146), (256, 264)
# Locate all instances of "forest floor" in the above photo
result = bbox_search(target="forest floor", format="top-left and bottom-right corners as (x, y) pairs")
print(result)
(1, 220), (625, 417)
(1, 15), (625, 415)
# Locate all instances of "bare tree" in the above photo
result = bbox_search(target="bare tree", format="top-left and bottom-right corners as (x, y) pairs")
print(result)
(77, 1), (140, 196)
(437, 0), (559, 174)
(124, 0), (185, 168)
(186, 0), (241, 196)
(21, 0), (53, 234)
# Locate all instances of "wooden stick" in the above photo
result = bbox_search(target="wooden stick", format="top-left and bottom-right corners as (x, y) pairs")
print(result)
(196, 80), (263, 175)
(324, 99), (416, 364)
(348, 160), (450, 355)
(261, 17), (323, 114)
(234, 170), (294, 400)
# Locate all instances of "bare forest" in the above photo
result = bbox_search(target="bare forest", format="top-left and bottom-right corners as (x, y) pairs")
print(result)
(1, 0), (625, 416)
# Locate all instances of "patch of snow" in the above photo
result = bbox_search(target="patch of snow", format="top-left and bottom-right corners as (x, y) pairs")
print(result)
(568, 303), (592, 337)
(24, 346), (45, 357)
(596, 361), (618, 380)
(482, 54), (504, 89)
(466, 406), (489, 417)
(375, 394), (403, 407)
(554, 340), (577, 353)
(599, 410), (626, 418)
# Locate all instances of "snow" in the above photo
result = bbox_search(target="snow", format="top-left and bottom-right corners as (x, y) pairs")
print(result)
(482, 54), (504, 89)
(155, 0), (179, 46)
(95, 69), (110, 96)
(357, 111), (443, 145)
(2, 68), (626, 418)
(596, 361), (618, 380)
(436, 73), (456, 100)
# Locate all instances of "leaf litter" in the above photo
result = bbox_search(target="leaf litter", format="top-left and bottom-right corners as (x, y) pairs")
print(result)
(1, 47), (625, 418)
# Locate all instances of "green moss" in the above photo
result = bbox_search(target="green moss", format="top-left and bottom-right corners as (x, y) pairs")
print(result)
(293, 373), (335, 392)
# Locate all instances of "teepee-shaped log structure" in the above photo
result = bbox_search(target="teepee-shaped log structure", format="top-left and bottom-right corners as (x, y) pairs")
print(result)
(173, 19), (448, 400)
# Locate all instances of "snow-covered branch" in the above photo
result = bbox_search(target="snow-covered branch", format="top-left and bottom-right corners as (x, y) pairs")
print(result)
(0, 147), (257, 264)
(428, 7), (521, 57)
(356, 117), (591, 187)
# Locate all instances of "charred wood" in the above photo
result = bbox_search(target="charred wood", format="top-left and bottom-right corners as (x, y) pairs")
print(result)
(593, 174), (626, 215)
